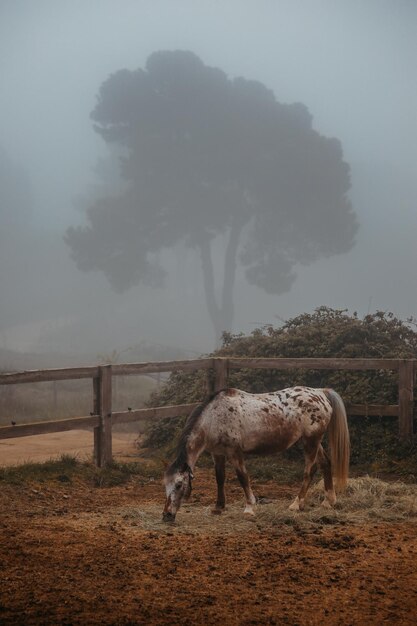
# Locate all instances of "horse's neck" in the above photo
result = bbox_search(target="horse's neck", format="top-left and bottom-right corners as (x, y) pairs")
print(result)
(185, 431), (206, 471)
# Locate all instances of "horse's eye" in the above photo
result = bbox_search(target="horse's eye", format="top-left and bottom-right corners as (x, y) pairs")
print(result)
(175, 483), (182, 490)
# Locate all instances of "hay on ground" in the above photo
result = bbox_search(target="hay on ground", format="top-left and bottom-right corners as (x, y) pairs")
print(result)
(75, 477), (417, 535)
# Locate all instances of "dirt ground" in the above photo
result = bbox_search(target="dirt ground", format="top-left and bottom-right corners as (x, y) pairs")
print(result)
(1, 435), (417, 625)
(0, 429), (139, 467)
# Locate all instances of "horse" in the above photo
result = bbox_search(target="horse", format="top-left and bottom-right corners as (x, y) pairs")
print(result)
(162, 386), (350, 522)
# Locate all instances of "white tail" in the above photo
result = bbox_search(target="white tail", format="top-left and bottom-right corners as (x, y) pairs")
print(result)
(326, 389), (350, 490)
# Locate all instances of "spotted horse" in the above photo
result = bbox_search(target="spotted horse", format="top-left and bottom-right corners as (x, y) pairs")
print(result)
(163, 386), (350, 522)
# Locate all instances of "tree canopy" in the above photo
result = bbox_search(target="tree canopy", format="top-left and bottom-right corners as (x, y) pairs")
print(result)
(66, 51), (358, 339)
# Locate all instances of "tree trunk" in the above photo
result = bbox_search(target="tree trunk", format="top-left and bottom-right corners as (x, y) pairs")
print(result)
(198, 216), (245, 345)
(220, 215), (245, 334)
(199, 238), (224, 342)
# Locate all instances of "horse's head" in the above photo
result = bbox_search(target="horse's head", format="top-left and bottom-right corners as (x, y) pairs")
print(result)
(162, 463), (194, 522)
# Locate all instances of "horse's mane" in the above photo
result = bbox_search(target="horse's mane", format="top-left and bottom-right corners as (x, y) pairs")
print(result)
(168, 390), (225, 473)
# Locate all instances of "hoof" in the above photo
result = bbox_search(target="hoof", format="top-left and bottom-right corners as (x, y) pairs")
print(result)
(321, 499), (333, 509)
(211, 508), (223, 515)
(289, 497), (304, 511)
(289, 497), (299, 511)
(243, 507), (256, 517)
(325, 490), (337, 506)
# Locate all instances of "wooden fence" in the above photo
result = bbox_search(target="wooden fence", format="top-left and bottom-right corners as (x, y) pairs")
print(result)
(0, 357), (415, 466)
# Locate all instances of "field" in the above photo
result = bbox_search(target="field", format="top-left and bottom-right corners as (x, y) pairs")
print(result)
(1, 434), (417, 625)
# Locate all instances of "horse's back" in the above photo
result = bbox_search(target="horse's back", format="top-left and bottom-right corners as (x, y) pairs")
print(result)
(200, 386), (333, 455)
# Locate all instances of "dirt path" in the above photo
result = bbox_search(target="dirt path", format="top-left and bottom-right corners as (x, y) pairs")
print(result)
(0, 430), (139, 466)
(1, 468), (416, 625)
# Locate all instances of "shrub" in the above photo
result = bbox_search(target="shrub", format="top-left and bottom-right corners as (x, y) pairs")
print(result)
(144, 308), (417, 474)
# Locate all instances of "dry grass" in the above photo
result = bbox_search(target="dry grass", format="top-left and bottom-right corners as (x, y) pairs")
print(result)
(117, 477), (417, 535)
(285, 476), (417, 526)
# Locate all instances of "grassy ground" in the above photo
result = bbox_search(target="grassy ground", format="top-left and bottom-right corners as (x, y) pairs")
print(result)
(0, 454), (159, 488)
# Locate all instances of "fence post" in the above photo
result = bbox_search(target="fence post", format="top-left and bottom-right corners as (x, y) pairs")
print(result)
(398, 359), (414, 440)
(93, 375), (101, 467)
(213, 358), (229, 392)
(93, 365), (113, 466)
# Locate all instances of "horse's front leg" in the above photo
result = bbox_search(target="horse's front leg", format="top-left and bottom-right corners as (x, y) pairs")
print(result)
(230, 452), (257, 516)
(212, 454), (226, 514)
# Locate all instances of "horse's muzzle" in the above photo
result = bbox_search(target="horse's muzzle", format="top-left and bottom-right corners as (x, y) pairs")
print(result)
(162, 511), (176, 523)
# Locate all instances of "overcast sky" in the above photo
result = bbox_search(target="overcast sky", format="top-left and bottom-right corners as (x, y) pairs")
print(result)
(1, 0), (416, 355)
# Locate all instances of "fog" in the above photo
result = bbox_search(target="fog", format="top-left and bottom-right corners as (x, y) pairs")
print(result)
(1, 0), (416, 362)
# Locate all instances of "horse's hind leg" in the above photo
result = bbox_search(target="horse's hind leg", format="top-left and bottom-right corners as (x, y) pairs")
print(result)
(289, 438), (320, 511)
(229, 452), (257, 516)
(316, 444), (336, 508)
(212, 454), (226, 514)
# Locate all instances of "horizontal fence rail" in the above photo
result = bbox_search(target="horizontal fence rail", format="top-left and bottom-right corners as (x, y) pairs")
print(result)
(0, 366), (100, 385)
(227, 357), (403, 371)
(0, 415), (100, 440)
(0, 357), (415, 466)
(111, 358), (213, 376)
